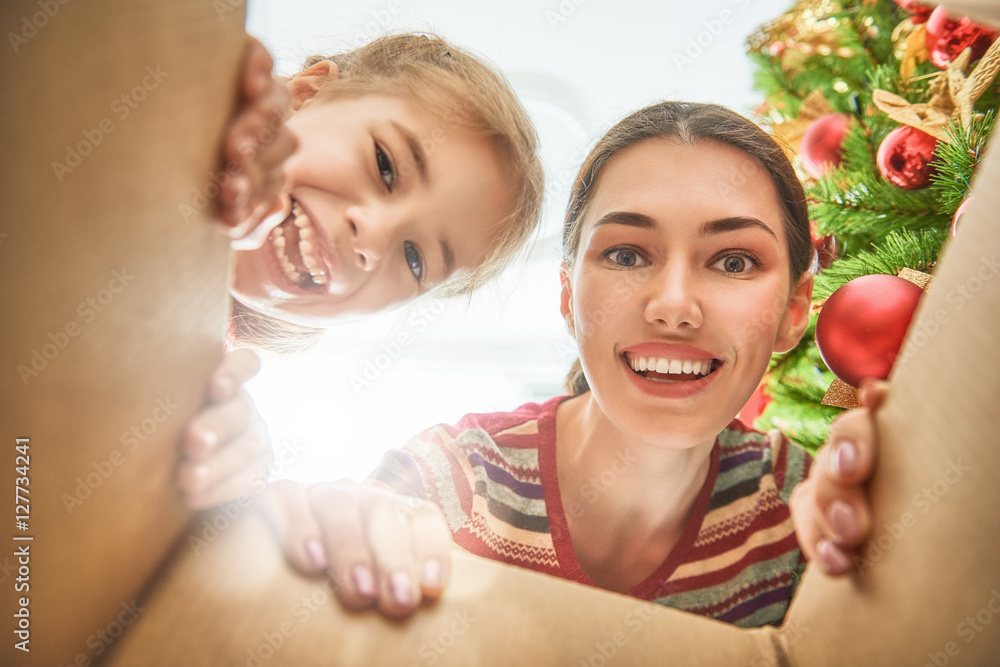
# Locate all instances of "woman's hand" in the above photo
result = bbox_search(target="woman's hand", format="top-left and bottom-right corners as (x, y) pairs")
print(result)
(217, 36), (296, 241)
(177, 349), (273, 509)
(259, 479), (454, 619)
(789, 380), (888, 576)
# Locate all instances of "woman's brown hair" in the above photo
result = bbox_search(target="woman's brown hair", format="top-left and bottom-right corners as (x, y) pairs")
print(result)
(562, 101), (813, 395)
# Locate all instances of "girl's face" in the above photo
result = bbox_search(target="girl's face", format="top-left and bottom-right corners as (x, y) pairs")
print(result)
(230, 92), (513, 326)
(561, 138), (812, 448)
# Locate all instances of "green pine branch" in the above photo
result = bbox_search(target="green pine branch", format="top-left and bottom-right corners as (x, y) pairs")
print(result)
(930, 111), (997, 211)
(812, 228), (948, 299)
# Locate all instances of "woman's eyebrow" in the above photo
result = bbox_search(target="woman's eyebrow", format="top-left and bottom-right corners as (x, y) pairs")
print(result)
(390, 120), (428, 184)
(592, 211), (657, 229)
(699, 216), (777, 242)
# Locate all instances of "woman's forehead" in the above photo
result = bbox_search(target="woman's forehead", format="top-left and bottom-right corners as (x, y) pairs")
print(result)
(584, 139), (784, 233)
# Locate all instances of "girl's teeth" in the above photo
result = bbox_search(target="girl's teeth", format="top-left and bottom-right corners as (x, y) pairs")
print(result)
(683, 360), (693, 374)
(271, 200), (329, 288)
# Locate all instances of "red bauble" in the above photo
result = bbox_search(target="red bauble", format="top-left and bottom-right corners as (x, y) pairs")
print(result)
(810, 221), (838, 271)
(800, 114), (850, 179)
(737, 382), (771, 428)
(951, 197), (972, 236)
(894, 0), (932, 24)
(925, 6), (998, 68)
(876, 126), (938, 189)
(816, 274), (925, 387)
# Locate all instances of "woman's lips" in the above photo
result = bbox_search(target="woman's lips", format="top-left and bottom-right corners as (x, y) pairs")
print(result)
(618, 343), (724, 399)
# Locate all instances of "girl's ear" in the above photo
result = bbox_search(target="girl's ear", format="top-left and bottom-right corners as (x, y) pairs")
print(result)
(773, 271), (814, 354)
(560, 264), (577, 338)
(287, 60), (340, 113)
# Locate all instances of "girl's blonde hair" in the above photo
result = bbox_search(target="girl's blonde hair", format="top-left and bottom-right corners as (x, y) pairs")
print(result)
(562, 101), (813, 395)
(232, 32), (544, 353)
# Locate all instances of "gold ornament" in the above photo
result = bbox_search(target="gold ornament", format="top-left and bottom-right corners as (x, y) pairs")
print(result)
(873, 38), (1000, 142)
(821, 378), (861, 409)
(892, 19), (929, 81)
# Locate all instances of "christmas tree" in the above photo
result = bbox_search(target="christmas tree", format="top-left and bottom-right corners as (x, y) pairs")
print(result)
(743, 0), (1000, 451)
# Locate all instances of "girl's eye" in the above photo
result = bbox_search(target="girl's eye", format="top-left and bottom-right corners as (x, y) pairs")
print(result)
(404, 241), (424, 282)
(714, 252), (758, 275)
(605, 248), (647, 268)
(375, 145), (395, 192)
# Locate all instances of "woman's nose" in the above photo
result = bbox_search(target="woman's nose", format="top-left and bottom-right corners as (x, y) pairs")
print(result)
(643, 265), (704, 330)
(346, 206), (392, 272)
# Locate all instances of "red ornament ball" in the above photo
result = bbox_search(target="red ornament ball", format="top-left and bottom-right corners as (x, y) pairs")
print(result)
(876, 126), (938, 189)
(810, 221), (838, 271)
(925, 6), (998, 68)
(816, 274), (925, 386)
(951, 197), (972, 236)
(894, 0), (932, 24)
(800, 113), (850, 179)
(738, 382), (771, 428)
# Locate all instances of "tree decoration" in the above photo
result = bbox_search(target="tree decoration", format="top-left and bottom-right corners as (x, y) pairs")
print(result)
(951, 197), (972, 236)
(746, 0), (997, 450)
(893, 0), (932, 25)
(876, 125), (939, 189)
(815, 273), (925, 387)
(800, 113), (851, 179)
(872, 38), (1000, 143)
(924, 6), (998, 69)
(810, 221), (838, 271)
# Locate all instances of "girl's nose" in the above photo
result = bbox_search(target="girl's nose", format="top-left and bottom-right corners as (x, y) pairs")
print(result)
(346, 206), (392, 272)
(644, 265), (704, 330)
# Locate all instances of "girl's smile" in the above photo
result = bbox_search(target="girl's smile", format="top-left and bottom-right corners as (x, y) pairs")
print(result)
(231, 91), (513, 326)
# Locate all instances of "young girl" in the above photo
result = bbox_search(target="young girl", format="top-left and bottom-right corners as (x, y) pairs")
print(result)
(217, 33), (544, 350)
(195, 100), (882, 626)
(178, 32), (543, 503)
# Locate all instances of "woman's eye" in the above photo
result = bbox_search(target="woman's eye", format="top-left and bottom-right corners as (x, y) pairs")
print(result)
(606, 248), (646, 268)
(404, 241), (424, 282)
(376, 145), (395, 191)
(715, 252), (757, 275)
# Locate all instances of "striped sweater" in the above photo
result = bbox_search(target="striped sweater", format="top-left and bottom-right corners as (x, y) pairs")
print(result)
(367, 395), (813, 628)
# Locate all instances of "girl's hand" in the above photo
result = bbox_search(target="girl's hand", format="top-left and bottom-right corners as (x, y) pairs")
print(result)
(258, 479), (454, 619)
(217, 36), (296, 241)
(177, 349), (273, 509)
(789, 380), (888, 576)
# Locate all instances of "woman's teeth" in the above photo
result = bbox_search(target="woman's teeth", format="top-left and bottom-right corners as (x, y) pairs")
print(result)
(626, 355), (717, 379)
(270, 200), (328, 288)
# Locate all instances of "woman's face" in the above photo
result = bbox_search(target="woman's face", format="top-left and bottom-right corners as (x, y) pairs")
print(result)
(561, 138), (812, 447)
(230, 93), (513, 327)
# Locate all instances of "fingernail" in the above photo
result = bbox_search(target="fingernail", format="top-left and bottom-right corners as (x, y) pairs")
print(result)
(422, 558), (442, 589)
(827, 500), (855, 542)
(832, 440), (858, 478)
(818, 538), (852, 574)
(234, 177), (250, 207)
(352, 565), (375, 598)
(200, 429), (218, 450)
(390, 572), (414, 606)
(304, 538), (327, 571)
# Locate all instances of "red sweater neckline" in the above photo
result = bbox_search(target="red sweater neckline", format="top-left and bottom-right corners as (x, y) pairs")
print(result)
(536, 395), (722, 597)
